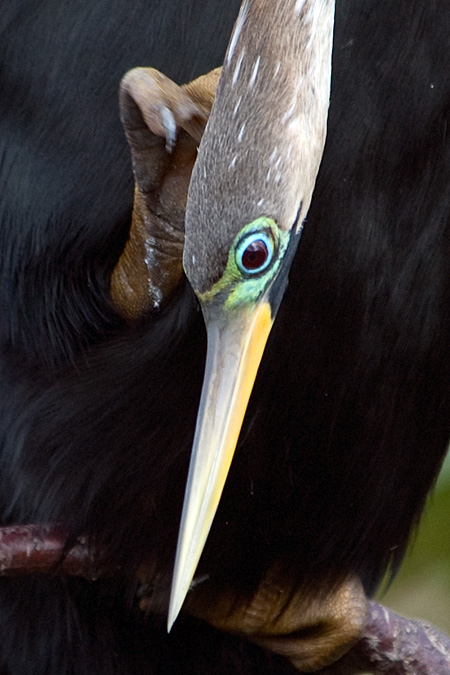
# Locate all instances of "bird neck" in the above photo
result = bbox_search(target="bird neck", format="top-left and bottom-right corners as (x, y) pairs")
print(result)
(186, 0), (335, 251)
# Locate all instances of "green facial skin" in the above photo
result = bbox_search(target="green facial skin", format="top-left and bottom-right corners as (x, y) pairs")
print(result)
(197, 217), (290, 311)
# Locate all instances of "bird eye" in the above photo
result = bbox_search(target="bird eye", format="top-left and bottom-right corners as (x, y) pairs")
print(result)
(236, 232), (274, 275)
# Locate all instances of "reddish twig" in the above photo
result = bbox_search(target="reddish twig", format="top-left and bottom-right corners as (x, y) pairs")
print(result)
(0, 524), (103, 579)
(320, 600), (450, 674)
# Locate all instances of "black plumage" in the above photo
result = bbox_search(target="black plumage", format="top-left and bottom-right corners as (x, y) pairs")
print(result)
(1, 0), (450, 673)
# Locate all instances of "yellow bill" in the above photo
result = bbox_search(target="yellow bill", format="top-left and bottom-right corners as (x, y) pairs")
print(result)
(167, 299), (273, 630)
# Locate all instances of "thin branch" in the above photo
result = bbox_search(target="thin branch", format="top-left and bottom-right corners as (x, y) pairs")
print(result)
(320, 601), (450, 674)
(0, 524), (102, 579)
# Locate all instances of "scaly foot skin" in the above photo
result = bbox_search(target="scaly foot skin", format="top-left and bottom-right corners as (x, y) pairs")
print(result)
(110, 67), (221, 318)
(138, 565), (367, 673)
(184, 570), (367, 672)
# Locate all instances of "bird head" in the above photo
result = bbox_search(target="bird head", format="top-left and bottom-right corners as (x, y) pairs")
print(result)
(169, 0), (336, 628)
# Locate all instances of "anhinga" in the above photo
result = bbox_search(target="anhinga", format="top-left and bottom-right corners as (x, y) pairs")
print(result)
(113, 0), (450, 667)
(1, 0), (450, 673)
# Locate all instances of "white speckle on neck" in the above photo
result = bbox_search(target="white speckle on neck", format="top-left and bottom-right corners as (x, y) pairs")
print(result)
(269, 147), (279, 163)
(226, 0), (250, 64)
(233, 96), (242, 118)
(249, 56), (260, 88)
(232, 49), (245, 86)
(274, 61), (281, 77)
(237, 122), (246, 142)
(229, 155), (237, 170)
(289, 116), (302, 131)
(281, 93), (298, 123)
(294, 0), (307, 15)
(257, 198), (265, 208)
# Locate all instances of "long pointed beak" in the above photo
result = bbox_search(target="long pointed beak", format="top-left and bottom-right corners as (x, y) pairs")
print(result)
(167, 298), (274, 630)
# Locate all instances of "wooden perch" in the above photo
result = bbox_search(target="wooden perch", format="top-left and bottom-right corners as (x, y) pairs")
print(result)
(0, 524), (449, 672)
(0, 524), (104, 579)
(319, 601), (450, 674)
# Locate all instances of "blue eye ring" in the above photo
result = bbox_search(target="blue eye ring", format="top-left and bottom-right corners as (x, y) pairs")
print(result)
(235, 230), (275, 276)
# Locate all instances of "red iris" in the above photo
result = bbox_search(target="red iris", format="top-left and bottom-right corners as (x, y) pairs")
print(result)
(241, 239), (269, 271)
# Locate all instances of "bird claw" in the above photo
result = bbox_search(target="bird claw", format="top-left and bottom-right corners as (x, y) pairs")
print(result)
(110, 66), (221, 319)
(176, 570), (368, 672)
